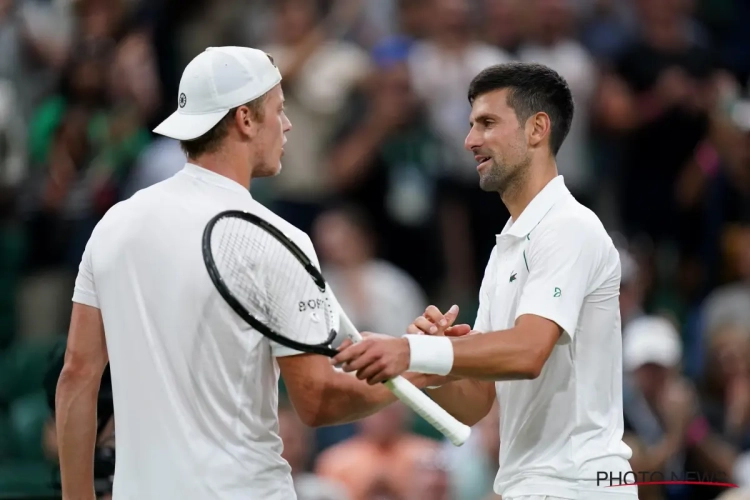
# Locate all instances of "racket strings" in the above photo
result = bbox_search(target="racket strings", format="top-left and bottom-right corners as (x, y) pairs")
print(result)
(211, 216), (336, 346)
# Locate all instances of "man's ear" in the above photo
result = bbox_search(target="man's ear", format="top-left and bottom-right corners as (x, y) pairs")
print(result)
(234, 106), (258, 139)
(527, 111), (551, 150)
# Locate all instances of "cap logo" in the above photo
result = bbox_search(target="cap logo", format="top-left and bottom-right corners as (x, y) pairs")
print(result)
(179, 93), (187, 108)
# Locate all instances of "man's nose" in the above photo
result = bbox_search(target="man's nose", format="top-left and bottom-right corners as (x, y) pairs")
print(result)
(464, 127), (480, 152)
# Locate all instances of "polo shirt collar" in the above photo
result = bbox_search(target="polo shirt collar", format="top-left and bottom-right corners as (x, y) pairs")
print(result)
(500, 175), (570, 238)
(181, 163), (252, 196)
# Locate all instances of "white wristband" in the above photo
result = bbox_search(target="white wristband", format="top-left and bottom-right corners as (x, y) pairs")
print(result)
(404, 334), (454, 376)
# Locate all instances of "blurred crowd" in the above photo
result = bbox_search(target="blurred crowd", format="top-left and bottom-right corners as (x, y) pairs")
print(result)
(0, 0), (749, 498)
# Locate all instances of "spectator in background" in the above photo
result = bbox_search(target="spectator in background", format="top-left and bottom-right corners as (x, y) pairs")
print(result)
(315, 403), (440, 500)
(74, 0), (130, 46)
(108, 31), (161, 127)
(699, 324), (750, 449)
(687, 325), (750, 500)
(595, 0), (730, 311)
(443, 400), (500, 500)
(2, 0), (76, 121)
(406, 451), (452, 500)
(312, 205), (428, 337)
(278, 402), (350, 500)
(326, 50), (442, 292)
(579, 0), (636, 62)
(682, 98), (750, 376)
(622, 315), (713, 500)
(518, 0), (598, 207)
(701, 223), (750, 337)
(623, 432), (664, 500)
(394, 0), (432, 42)
(23, 41), (149, 273)
(26, 41), (111, 172)
(0, 78), (27, 189)
(262, 0), (371, 234)
(482, 0), (525, 58)
(407, 0), (510, 304)
(619, 244), (646, 327)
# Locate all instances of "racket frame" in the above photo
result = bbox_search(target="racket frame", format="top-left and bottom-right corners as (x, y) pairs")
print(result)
(203, 209), (338, 357)
(202, 209), (472, 446)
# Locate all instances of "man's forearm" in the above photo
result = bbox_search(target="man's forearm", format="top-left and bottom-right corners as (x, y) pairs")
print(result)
(314, 371), (438, 426)
(426, 378), (496, 426)
(56, 369), (100, 500)
(447, 329), (543, 380)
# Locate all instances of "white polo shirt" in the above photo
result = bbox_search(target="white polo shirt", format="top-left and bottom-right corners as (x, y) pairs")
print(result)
(72, 163), (314, 500)
(473, 176), (637, 499)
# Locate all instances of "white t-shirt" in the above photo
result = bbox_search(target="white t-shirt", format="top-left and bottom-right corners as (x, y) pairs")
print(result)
(72, 163), (317, 500)
(473, 176), (637, 499)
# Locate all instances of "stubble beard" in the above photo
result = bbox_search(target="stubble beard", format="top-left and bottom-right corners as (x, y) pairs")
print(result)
(479, 154), (530, 198)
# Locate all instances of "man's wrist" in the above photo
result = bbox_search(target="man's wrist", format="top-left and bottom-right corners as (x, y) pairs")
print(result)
(403, 334), (454, 376)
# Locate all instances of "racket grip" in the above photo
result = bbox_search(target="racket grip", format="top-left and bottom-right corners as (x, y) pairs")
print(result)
(332, 295), (470, 445)
(384, 376), (471, 446)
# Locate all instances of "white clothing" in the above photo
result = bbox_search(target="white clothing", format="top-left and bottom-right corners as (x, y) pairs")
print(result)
(73, 163), (318, 499)
(153, 46), (282, 141)
(473, 176), (636, 499)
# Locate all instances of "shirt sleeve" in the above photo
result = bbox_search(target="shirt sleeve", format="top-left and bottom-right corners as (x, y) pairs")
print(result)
(72, 235), (99, 308)
(514, 221), (602, 340)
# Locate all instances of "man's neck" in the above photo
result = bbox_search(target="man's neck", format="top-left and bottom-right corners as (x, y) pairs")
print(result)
(501, 164), (557, 221)
(191, 149), (251, 190)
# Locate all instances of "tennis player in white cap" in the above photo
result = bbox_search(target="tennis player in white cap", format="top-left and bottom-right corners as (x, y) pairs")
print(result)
(55, 46), (436, 500)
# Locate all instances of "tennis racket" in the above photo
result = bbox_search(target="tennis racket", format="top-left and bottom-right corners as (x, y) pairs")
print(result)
(202, 209), (471, 446)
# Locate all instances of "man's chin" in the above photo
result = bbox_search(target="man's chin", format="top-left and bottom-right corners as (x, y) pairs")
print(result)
(254, 163), (283, 179)
(478, 176), (499, 193)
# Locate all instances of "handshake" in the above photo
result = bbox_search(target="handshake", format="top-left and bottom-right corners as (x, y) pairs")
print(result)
(331, 304), (475, 385)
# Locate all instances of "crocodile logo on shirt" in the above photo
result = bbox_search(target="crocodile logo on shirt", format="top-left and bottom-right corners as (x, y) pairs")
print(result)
(510, 272), (517, 283)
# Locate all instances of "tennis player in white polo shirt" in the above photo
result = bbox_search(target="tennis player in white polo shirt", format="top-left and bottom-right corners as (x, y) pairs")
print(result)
(333, 62), (638, 500)
(54, 46), (437, 500)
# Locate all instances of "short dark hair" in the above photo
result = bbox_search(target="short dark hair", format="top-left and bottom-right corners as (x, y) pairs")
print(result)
(179, 96), (267, 159)
(467, 62), (574, 155)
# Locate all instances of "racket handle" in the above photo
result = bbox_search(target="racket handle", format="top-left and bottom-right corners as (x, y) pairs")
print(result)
(334, 301), (471, 446)
(338, 311), (363, 343)
(385, 376), (471, 446)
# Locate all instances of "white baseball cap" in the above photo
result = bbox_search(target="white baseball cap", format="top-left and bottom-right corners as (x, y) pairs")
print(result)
(153, 46), (282, 141)
(622, 316), (683, 371)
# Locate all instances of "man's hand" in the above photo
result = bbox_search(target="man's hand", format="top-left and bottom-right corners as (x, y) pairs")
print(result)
(331, 334), (411, 385)
(407, 304), (472, 337)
